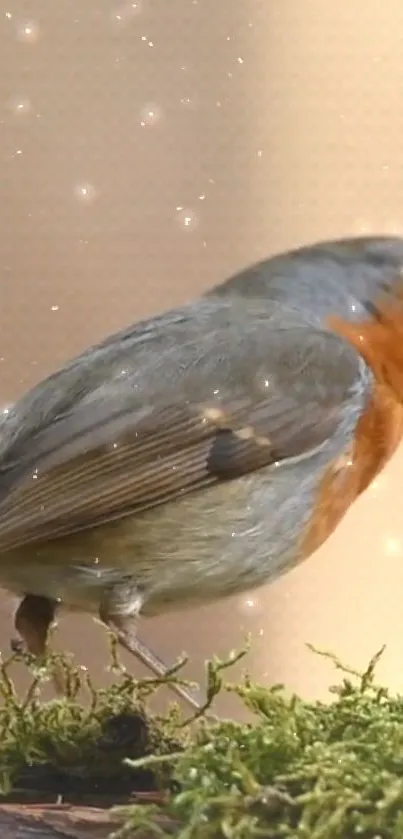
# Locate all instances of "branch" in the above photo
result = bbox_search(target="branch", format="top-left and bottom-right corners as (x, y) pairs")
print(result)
(0, 802), (175, 839)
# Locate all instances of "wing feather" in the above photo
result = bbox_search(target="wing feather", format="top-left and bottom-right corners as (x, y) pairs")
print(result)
(0, 308), (367, 553)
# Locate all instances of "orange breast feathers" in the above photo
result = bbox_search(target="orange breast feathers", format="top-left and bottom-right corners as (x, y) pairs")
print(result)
(302, 292), (403, 558)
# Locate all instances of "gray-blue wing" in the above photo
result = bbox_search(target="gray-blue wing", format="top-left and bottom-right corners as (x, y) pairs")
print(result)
(0, 313), (368, 553)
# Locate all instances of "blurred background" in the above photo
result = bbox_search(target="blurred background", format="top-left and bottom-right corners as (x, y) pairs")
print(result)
(1, 0), (403, 715)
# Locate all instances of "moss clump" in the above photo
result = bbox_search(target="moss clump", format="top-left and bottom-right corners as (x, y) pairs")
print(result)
(1, 639), (403, 837)
(0, 636), (189, 804)
(117, 645), (403, 838)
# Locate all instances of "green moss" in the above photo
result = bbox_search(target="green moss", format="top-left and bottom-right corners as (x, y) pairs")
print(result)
(0, 635), (188, 804)
(117, 645), (403, 839)
(1, 638), (403, 837)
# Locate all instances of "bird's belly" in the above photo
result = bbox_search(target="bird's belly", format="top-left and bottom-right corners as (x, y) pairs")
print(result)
(0, 561), (105, 614)
(0, 453), (335, 616)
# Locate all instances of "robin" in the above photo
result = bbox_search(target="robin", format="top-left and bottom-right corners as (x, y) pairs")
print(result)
(0, 234), (402, 710)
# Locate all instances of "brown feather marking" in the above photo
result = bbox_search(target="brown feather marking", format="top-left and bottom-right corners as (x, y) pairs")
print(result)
(302, 293), (403, 557)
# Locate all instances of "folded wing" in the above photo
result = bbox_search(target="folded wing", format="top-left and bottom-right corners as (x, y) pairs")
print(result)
(0, 316), (367, 552)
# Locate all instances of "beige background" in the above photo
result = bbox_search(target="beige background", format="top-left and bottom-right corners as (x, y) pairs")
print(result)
(1, 0), (403, 714)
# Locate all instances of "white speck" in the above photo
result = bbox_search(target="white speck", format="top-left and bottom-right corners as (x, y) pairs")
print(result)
(5, 12), (12, 19)
(238, 594), (264, 617)
(176, 208), (198, 230)
(17, 21), (40, 42)
(51, 304), (59, 311)
(257, 149), (263, 158)
(139, 103), (162, 127)
(111, 2), (141, 26)
(198, 194), (205, 201)
(368, 475), (386, 498)
(9, 97), (32, 115)
(237, 56), (244, 64)
(74, 183), (97, 203)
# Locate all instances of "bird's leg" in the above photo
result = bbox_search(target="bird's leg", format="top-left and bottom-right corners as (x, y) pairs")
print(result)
(12, 594), (56, 657)
(11, 594), (66, 694)
(99, 585), (206, 714)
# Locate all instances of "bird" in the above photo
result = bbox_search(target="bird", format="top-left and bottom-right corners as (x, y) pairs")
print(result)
(0, 234), (402, 711)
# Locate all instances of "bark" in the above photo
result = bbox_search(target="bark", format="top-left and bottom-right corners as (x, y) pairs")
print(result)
(0, 800), (176, 839)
